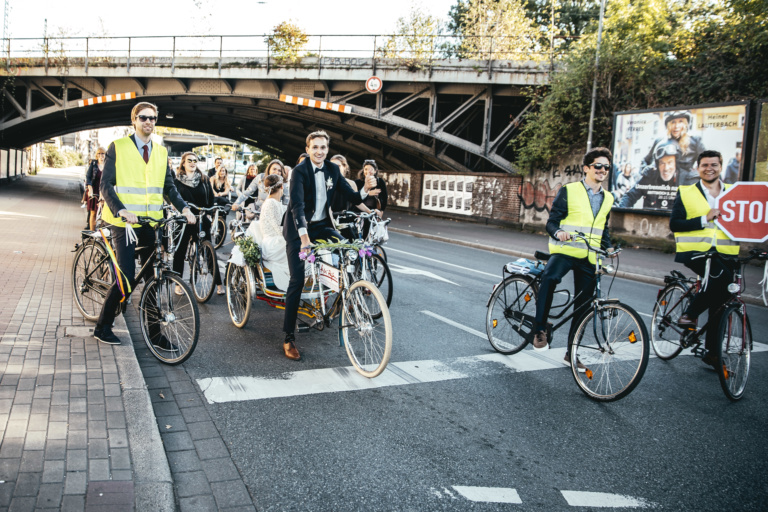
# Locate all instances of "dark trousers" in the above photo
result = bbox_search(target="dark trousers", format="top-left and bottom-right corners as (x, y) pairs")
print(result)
(534, 254), (596, 343)
(283, 219), (342, 334)
(172, 219), (222, 286)
(684, 255), (735, 352)
(96, 225), (155, 329)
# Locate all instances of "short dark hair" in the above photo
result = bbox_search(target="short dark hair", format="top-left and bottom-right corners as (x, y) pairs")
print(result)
(296, 153), (309, 166)
(697, 150), (722, 166)
(358, 159), (379, 179)
(583, 147), (612, 167)
(214, 157), (222, 164)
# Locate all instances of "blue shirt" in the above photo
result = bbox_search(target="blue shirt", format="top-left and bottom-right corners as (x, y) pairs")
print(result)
(133, 134), (152, 158)
(584, 180), (605, 217)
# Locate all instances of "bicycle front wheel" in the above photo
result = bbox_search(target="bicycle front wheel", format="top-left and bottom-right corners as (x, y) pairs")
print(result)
(191, 240), (217, 303)
(139, 273), (200, 365)
(226, 263), (252, 329)
(342, 280), (392, 378)
(373, 244), (387, 262)
(213, 216), (227, 249)
(486, 275), (537, 355)
(717, 305), (751, 401)
(72, 240), (114, 321)
(571, 302), (649, 402)
(651, 283), (687, 360)
(355, 253), (393, 316)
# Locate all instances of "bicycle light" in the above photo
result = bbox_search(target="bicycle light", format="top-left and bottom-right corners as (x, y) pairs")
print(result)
(347, 249), (358, 262)
(603, 264), (615, 274)
(727, 283), (740, 294)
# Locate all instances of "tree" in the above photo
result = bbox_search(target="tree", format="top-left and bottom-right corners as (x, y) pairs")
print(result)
(266, 21), (309, 64)
(449, 0), (542, 60)
(379, 6), (442, 68)
(512, 0), (768, 170)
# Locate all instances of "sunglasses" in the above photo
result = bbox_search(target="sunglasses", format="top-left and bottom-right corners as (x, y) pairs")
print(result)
(186, 159), (198, 164)
(136, 115), (158, 122)
(590, 163), (610, 170)
(96, 153), (106, 156)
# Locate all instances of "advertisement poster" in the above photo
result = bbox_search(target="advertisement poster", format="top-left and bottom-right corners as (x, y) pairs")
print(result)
(422, 174), (475, 215)
(612, 103), (747, 212)
(381, 172), (410, 207)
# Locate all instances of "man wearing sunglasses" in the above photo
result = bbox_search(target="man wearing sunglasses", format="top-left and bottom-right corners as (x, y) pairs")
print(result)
(94, 102), (196, 346)
(618, 142), (679, 209)
(531, 147), (615, 371)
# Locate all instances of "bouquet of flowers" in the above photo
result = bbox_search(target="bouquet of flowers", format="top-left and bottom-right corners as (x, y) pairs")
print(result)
(234, 237), (261, 267)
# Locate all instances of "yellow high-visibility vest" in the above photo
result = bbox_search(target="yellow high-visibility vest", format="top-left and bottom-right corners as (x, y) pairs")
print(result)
(549, 182), (613, 264)
(101, 137), (167, 228)
(674, 184), (739, 256)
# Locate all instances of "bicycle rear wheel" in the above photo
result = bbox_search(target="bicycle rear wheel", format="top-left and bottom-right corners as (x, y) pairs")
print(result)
(226, 263), (252, 329)
(191, 240), (217, 303)
(650, 283), (688, 360)
(139, 273), (200, 365)
(72, 240), (114, 321)
(485, 275), (537, 355)
(571, 302), (649, 402)
(342, 280), (392, 378)
(717, 305), (751, 401)
(213, 216), (227, 249)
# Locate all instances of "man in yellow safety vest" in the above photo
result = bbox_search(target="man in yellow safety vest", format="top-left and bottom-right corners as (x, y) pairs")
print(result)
(670, 150), (740, 366)
(533, 147), (615, 372)
(94, 102), (196, 346)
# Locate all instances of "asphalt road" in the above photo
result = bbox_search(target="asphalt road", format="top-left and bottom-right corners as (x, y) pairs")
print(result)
(180, 230), (768, 511)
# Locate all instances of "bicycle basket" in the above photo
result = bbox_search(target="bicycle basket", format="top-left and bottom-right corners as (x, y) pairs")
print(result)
(505, 258), (543, 277)
(370, 222), (389, 243)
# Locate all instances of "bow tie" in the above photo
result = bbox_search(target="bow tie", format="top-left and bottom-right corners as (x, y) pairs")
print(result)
(314, 166), (324, 174)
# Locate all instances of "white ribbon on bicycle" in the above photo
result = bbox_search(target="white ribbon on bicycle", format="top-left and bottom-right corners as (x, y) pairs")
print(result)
(759, 260), (768, 306)
(700, 256), (712, 292)
(125, 223), (138, 246)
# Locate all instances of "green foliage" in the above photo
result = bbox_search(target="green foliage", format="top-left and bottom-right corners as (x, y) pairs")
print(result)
(513, 0), (768, 170)
(450, 0), (543, 60)
(378, 6), (442, 69)
(266, 21), (309, 64)
(42, 145), (84, 168)
(235, 237), (261, 267)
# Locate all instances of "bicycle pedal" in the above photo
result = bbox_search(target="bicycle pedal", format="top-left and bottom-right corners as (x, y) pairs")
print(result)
(297, 322), (310, 334)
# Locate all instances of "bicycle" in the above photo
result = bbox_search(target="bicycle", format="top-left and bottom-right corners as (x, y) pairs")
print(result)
(334, 210), (393, 309)
(185, 203), (222, 303)
(485, 233), (650, 402)
(225, 236), (393, 378)
(210, 204), (230, 249)
(72, 229), (115, 321)
(651, 249), (767, 401)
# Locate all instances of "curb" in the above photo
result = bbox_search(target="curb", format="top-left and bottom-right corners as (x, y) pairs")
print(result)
(112, 314), (175, 512)
(389, 227), (766, 307)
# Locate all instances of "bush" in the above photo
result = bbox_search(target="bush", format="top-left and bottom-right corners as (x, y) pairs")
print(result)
(42, 145), (84, 167)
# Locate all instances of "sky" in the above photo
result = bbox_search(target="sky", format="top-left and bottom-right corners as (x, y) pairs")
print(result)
(7, 0), (457, 39)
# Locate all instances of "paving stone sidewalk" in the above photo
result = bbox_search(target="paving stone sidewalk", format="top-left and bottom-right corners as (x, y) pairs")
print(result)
(0, 172), (173, 511)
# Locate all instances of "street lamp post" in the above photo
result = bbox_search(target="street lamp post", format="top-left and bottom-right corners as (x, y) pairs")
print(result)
(586, 0), (607, 152)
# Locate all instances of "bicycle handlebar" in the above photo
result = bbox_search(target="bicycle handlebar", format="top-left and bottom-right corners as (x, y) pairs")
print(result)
(570, 232), (621, 258)
(130, 215), (189, 227)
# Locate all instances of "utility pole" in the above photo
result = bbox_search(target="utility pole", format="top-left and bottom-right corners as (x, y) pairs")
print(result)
(586, 0), (607, 152)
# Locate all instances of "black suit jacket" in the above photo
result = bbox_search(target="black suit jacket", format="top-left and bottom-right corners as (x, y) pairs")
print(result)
(283, 158), (364, 242)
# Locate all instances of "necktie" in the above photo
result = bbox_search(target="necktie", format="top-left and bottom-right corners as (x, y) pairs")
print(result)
(314, 165), (323, 174)
(142, 145), (149, 164)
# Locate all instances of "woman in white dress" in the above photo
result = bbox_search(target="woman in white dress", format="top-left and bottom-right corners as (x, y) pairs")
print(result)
(258, 174), (290, 291)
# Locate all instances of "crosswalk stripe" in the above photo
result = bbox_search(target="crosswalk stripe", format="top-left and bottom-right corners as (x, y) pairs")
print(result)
(561, 490), (653, 508)
(453, 486), (522, 504)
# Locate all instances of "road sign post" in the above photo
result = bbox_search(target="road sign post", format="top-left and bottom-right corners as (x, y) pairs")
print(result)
(716, 182), (768, 243)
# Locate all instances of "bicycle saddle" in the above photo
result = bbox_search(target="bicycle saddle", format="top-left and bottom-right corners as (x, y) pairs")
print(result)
(534, 251), (551, 261)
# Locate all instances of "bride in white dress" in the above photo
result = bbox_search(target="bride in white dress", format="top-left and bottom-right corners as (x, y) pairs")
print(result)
(258, 174), (290, 291)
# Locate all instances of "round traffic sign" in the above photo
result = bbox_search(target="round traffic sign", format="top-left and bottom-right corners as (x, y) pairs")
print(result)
(716, 182), (768, 242)
(365, 76), (383, 94)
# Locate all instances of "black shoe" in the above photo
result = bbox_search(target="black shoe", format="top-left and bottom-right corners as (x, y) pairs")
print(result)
(152, 335), (178, 353)
(702, 351), (718, 368)
(677, 314), (698, 328)
(93, 326), (121, 345)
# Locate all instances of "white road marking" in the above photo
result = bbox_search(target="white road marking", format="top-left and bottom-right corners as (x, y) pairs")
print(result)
(420, 310), (486, 339)
(388, 264), (460, 286)
(196, 314), (768, 403)
(561, 490), (654, 508)
(453, 486), (522, 504)
(387, 247), (500, 279)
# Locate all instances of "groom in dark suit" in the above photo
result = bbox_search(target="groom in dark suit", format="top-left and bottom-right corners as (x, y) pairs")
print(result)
(281, 130), (376, 360)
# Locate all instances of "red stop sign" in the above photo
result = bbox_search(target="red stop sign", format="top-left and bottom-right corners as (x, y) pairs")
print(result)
(716, 182), (768, 242)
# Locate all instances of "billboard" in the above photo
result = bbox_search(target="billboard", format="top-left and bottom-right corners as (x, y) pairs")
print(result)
(611, 103), (748, 212)
(422, 174), (475, 215)
(752, 100), (768, 182)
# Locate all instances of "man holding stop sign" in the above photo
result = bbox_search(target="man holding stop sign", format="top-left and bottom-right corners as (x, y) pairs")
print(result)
(669, 150), (740, 367)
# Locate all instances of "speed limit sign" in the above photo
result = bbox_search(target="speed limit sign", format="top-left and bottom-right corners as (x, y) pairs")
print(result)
(365, 76), (383, 94)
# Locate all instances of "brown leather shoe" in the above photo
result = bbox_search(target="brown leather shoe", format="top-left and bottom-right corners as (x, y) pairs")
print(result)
(283, 341), (300, 360)
(677, 313), (698, 327)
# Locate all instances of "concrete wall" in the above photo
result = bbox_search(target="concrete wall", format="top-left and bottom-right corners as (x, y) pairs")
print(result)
(0, 148), (28, 184)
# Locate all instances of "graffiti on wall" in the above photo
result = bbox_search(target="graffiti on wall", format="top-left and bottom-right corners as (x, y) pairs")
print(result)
(381, 173), (410, 207)
(422, 175), (476, 215)
(519, 159), (584, 225)
(471, 177), (505, 217)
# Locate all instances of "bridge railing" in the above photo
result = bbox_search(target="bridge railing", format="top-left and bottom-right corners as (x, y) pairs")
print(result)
(0, 34), (564, 75)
